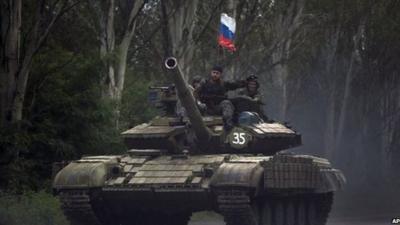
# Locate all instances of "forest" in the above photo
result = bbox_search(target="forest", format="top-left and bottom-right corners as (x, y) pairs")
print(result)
(0, 0), (399, 224)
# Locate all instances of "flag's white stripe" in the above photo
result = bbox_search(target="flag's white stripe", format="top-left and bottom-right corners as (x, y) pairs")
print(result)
(221, 13), (236, 33)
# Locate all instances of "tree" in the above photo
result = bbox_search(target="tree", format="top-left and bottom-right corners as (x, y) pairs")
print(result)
(85, 0), (145, 126)
(0, 0), (76, 126)
(160, 0), (199, 80)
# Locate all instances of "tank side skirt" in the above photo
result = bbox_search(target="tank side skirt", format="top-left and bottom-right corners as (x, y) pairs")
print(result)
(263, 154), (346, 192)
(58, 189), (112, 225)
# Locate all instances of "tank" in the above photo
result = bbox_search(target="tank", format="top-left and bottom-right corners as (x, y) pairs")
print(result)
(52, 57), (345, 225)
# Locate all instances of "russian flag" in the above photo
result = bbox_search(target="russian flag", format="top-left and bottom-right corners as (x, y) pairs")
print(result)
(218, 13), (236, 52)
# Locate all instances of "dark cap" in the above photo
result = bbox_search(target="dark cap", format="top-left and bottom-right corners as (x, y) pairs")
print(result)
(192, 75), (202, 83)
(246, 75), (258, 81)
(212, 65), (223, 73)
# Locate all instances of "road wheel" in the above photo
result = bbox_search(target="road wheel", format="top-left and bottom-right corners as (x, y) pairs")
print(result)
(257, 192), (333, 225)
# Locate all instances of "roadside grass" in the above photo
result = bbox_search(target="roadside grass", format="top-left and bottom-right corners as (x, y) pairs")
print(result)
(0, 191), (68, 225)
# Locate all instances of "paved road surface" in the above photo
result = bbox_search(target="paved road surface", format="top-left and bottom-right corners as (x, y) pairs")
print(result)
(188, 209), (399, 225)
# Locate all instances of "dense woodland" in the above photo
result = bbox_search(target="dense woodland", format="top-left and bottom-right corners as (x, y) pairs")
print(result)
(0, 0), (399, 224)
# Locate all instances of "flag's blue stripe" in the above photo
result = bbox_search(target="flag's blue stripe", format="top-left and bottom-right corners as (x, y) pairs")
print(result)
(219, 24), (235, 40)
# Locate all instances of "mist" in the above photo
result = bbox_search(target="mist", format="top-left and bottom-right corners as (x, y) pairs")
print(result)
(260, 46), (400, 222)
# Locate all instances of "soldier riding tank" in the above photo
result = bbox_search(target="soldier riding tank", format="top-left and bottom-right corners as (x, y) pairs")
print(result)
(53, 57), (345, 225)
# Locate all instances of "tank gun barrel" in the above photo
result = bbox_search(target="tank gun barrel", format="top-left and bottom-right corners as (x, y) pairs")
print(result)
(149, 85), (175, 91)
(164, 57), (211, 142)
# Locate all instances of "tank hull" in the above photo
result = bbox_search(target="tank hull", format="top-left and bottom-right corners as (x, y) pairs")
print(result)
(53, 153), (344, 225)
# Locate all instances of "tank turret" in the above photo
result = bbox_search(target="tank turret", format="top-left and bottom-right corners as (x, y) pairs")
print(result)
(121, 57), (301, 154)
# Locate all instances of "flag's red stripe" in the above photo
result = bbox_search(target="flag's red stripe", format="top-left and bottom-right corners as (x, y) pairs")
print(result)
(218, 35), (236, 52)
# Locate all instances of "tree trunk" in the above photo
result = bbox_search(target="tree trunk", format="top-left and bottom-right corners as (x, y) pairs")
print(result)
(1, 0), (69, 126)
(90, 0), (144, 127)
(269, 0), (304, 120)
(10, 17), (41, 123)
(11, 47), (34, 123)
(165, 0), (199, 81)
(98, 0), (116, 100)
(271, 56), (289, 120)
(334, 21), (363, 154)
(0, 0), (21, 126)
(324, 91), (336, 159)
(334, 53), (355, 151)
(319, 19), (340, 159)
(381, 72), (400, 184)
(272, 39), (291, 120)
(114, 0), (144, 101)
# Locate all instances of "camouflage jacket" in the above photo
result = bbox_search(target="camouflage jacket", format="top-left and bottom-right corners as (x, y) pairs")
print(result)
(237, 88), (262, 102)
(195, 79), (246, 108)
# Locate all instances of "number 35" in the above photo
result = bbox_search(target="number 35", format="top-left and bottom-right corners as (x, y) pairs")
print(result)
(233, 132), (246, 145)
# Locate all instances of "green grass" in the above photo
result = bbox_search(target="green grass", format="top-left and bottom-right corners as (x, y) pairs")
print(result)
(0, 191), (69, 225)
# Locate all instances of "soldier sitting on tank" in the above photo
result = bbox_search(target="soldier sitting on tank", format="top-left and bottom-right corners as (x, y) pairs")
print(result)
(176, 75), (207, 117)
(191, 76), (207, 113)
(236, 75), (269, 121)
(194, 65), (246, 130)
(191, 75), (203, 90)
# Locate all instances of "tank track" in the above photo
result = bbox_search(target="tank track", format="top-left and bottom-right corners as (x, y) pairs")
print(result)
(59, 189), (192, 225)
(217, 189), (333, 225)
(217, 189), (258, 225)
(59, 189), (106, 225)
(259, 193), (333, 225)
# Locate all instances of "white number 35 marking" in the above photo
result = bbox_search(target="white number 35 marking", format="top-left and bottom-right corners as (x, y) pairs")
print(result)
(232, 132), (246, 145)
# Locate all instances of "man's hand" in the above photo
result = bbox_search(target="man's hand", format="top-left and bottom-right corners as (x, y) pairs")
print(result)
(197, 101), (207, 110)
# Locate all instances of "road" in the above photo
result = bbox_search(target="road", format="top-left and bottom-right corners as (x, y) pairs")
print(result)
(189, 215), (392, 225)
(188, 205), (399, 225)
(327, 212), (397, 225)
